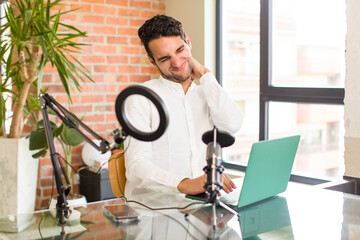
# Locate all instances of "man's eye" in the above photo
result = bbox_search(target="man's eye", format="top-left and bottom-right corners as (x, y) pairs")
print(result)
(177, 47), (184, 53)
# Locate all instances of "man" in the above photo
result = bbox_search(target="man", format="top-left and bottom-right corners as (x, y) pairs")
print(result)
(123, 15), (242, 196)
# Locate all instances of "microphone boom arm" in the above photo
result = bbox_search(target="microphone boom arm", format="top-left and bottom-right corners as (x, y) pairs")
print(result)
(38, 85), (169, 226)
(39, 93), (124, 225)
(39, 93), (118, 154)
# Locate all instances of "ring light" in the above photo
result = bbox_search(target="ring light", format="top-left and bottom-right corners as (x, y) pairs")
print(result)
(115, 85), (169, 142)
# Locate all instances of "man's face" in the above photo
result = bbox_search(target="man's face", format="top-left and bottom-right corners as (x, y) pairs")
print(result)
(148, 36), (193, 83)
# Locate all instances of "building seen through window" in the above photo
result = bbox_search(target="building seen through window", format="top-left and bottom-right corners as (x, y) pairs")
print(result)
(221, 0), (345, 180)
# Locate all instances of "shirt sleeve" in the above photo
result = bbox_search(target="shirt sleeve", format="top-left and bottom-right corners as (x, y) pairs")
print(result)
(199, 72), (243, 133)
(123, 94), (187, 196)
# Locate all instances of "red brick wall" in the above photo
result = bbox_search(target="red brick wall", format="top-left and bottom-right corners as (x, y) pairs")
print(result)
(36, 0), (165, 210)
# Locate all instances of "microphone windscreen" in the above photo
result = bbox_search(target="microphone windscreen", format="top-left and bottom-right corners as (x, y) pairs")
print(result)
(202, 129), (235, 147)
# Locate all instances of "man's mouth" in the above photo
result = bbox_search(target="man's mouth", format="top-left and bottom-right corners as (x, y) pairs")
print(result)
(172, 61), (186, 72)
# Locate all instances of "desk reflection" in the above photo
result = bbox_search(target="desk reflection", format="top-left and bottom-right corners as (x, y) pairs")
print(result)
(121, 193), (240, 240)
(237, 196), (293, 239)
(0, 194), (293, 240)
(184, 196), (293, 240)
(3, 184), (360, 239)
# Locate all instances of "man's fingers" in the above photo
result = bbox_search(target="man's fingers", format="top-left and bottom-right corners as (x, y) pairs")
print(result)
(228, 175), (236, 189)
(222, 174), (236, 193)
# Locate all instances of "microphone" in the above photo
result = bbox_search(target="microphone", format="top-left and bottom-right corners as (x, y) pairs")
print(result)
(204, 137), (223, 201)
(202, 127), (235, 203)
(201, 127), (240, 231)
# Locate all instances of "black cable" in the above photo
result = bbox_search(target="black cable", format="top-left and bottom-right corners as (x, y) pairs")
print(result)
(121, 196), (206, 211)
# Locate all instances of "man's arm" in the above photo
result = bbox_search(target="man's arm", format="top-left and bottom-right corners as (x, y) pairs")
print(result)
(177, 57), (242, 195)
(191, 57), (243, 133)
(124, 94), (188, 195)
(177, 174), (237, 195)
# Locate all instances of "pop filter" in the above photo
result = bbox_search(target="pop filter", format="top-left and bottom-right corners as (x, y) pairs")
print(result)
(202, 128), (235, 148)
(115, 85), (169, 142)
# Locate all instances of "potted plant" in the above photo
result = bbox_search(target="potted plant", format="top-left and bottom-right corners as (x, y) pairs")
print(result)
(0, 0), (93, 222)
(29, 118), (88, 210)
(29, 119), (85, 188)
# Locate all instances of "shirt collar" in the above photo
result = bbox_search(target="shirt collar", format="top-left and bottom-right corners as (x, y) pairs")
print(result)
(159, 75), (196, 93)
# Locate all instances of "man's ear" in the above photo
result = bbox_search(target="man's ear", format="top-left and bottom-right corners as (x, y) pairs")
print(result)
(185, 34), (192, 50)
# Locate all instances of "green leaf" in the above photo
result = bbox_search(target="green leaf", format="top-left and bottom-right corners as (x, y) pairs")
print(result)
(37, 57), (45, 95)
(79, 220), (94, 225)
(32, 149), (48, 159)
(5, 44), (14, 76)
(0, 96), (5, 132)
(1, 0), (95, 138)
(58, 22), (86, 35)
(29, 130), (48, 150)
(25, 10), (32, 25)
(36, 119), (58, 129)
(60, 124), (84, 147)
(46, 0), (50, 24)
(52, 9), (61, 33)
(5, 6), (19, 37)
(54, 123), (64, 137)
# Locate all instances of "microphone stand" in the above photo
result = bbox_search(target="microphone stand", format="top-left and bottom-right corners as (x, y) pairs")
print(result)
(202, 127), (241, 238)
(39, 93), (126, 225)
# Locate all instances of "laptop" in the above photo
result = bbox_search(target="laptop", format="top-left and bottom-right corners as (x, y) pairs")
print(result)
(186, 135), (300, 209)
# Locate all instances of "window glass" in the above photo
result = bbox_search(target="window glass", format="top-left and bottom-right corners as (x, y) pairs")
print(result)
(222, 0), (260, 165)
(272, 0), (346, 87)
(269, 102), (344, 180)
(221, 0), (345, 181)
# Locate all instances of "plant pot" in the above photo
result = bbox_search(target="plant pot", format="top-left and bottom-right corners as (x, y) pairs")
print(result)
(0, 137), (39, 232)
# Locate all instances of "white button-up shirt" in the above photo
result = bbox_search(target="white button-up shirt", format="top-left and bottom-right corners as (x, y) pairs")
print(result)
(124, 72), (242, 196)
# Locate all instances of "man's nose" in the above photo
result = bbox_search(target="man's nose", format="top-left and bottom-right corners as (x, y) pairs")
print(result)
(171, 56), (181, 68)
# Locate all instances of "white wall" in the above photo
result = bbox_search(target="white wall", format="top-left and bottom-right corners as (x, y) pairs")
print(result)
(165, 0), (216, 73)
(344, 0), (360, 179)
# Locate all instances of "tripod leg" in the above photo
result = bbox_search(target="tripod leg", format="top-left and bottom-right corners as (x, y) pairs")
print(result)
(218, 201), (242, 239)
(218, 201), (239, 218)
(212, 204), (217, 230)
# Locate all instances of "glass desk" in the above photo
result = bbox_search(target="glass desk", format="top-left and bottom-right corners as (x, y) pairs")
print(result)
(0, 183), (360, 239)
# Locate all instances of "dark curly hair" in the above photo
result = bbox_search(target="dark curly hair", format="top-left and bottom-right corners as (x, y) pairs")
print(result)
(138, 15), (186, 60)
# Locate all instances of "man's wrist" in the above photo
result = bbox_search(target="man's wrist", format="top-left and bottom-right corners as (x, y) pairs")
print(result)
(202, 68), (210, 76)
(197, 68), (210, 80)
(177, 178), (190, 193)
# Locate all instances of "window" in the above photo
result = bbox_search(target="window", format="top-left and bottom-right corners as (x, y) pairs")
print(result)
(219, 0), (260, 167)
(219, 0), (345, 182)
(269, 102), (344, 179)
(272, 0), (345, 88)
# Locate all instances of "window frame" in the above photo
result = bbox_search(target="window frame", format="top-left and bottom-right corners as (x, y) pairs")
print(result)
(217, 0), (345, 185)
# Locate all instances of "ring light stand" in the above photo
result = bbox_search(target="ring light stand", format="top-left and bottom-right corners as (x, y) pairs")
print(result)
(39, 85), (169, 225)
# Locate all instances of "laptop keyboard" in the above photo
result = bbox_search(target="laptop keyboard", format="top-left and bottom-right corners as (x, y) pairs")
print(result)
(219, 177), (244, 206)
